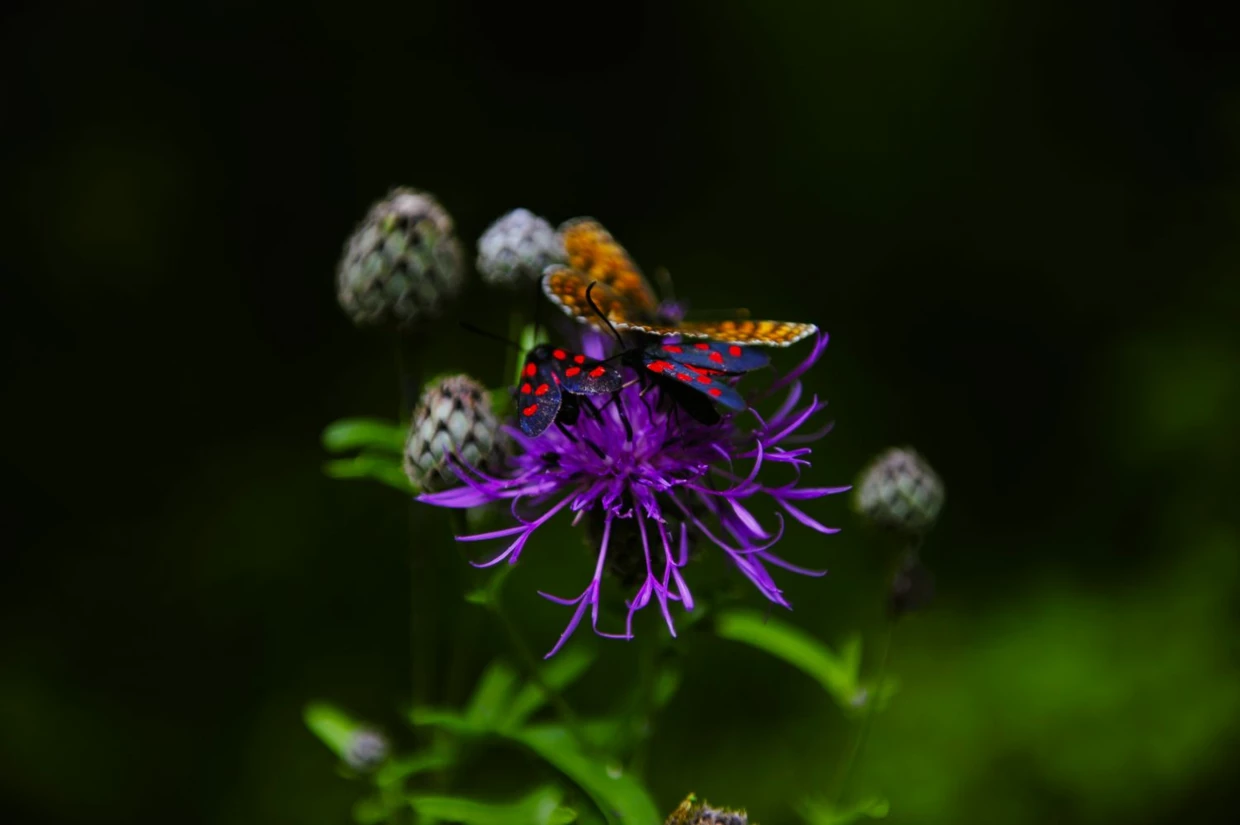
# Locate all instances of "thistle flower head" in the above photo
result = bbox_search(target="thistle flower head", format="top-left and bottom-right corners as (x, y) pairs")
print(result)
(666, 794), (752, 825)
(419, 326), (842, 655)
(405, 375), (507, 492)
(476, 208), (565, 288)
(854, 446), (944, 537)
(337, 187), (464, 330)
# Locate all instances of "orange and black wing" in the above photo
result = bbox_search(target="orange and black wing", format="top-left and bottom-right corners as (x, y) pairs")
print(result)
(543, 267), (638, 331)
(618, 318), (818, 347)
(557, 218), (659, 320)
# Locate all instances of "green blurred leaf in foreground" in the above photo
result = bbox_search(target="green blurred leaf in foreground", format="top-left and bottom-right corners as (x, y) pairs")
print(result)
(716, 610), (882, 713)
(800, 796), (890, 825)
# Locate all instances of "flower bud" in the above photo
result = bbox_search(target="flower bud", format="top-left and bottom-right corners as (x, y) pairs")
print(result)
(337, 188), (464, 330)
(476, 208), (564, 288)
(404, 375), (506, 492)
(666, 794), (751, 825)
(855, 447), (944, 537)
(343, 729), (389, 773)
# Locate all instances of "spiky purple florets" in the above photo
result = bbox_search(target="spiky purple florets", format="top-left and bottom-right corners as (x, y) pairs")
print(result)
(418, 330), (845, 656)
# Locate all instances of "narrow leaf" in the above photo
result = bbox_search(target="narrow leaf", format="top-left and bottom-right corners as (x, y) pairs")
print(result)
(323, 418), (407, 454)
(323, 455), (415, 494)
(715, 610), (864, 712)
(799, 796), (890, 825)
(505, 646), (597, 728)
(514, 726), (662, 825)
(409, 786), (577, 825)
(304, 702), (360, 759)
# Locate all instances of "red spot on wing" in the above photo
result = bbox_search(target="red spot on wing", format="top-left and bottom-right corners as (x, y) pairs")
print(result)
(676, 371), (693, 382)
(535, 383), (550, 396)
(728, 345), (742, 357)
(573, 354), (586, 364)
(647, 361), (669, 373)
(694, 342), (710, 350)
(708, 388), (722, 397)
(553, 373), (561, 384)
(524, 362), (537, 377)
(552, 349), (567, 360)
(522, 404), (539, 416)
(520, 383), (532, 394)
(708, 351), (725, 364)
(565, 366), (581, 377)
(663, 345), (683, 354)
(589, 366), (606, 377)
(697, 374), (711, 384)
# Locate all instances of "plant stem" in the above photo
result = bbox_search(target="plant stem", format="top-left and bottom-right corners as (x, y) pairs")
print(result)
(396, 336), (430, 719)
(626, 635), (661, 780)
(489, 590), (590, 748)
(829, 620), (895, 806)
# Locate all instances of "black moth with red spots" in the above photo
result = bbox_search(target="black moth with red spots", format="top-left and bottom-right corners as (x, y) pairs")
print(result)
(628, 339), (771, 424)
(517, 344), (623, 437)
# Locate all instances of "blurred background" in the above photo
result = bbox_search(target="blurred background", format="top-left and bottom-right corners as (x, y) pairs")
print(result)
(4, 1), (1238, 823)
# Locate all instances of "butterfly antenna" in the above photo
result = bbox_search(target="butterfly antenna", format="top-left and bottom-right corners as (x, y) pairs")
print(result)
(585, 281), (626, 349)
(459, 321), (521, 350)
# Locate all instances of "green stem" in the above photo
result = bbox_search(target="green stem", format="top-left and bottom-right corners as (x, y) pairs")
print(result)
(829, 621), (895, 806)
(396, 336), (430, 719)
(626, 636), (661, 780)
(489, 591), (589, 748)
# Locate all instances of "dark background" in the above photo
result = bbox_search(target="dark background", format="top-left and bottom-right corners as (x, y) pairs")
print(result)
(4, 1), (1238, 823)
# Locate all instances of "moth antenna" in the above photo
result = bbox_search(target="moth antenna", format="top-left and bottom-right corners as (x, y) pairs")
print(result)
(459, 321), (521, 350)
(585, 281), (627, 349)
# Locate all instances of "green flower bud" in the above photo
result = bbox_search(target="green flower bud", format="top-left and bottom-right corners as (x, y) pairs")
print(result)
(337, 188), (464, 330)
(855, 447), (944, 537)
(404, 375), (506, 492)
(476, 208), (564, 288)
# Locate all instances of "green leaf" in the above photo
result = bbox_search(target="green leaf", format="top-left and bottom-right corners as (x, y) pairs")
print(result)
(353, 795), (391, 825)
(715, 610), (865, 712)
(465, 662), (520, 730)
(505, 646), (597, 728)
(409, 786), (577, 825)
(322, 418), (407, 454)
(799, 796), (890, 825)
(374, 750), (455, 788)
(514, 726), (662, 825)
(304, 702), (360, 759)
(464, 564), (515, 608)
(323, 455), (415, 494)
(652, 666), (682, 710)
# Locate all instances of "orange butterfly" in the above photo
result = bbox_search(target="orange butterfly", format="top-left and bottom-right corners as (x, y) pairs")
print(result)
(543, 218), (817, 347)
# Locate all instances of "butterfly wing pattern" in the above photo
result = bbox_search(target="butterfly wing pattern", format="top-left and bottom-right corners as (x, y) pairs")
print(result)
(621, 318), (817, 347)
(542, 218), (817, 346)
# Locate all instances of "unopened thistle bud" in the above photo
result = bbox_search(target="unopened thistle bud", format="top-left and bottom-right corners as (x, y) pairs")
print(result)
(476, 208), (564, 288)
(343, 729), (389, 773)
(337, 188), (464, 330)
(855, 446), (944, 537)
(666, 794), (751, 825)
(404, 375), (506, 492)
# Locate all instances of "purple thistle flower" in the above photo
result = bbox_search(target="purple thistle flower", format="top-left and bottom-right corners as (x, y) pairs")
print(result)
(418, 330), (846, 656)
